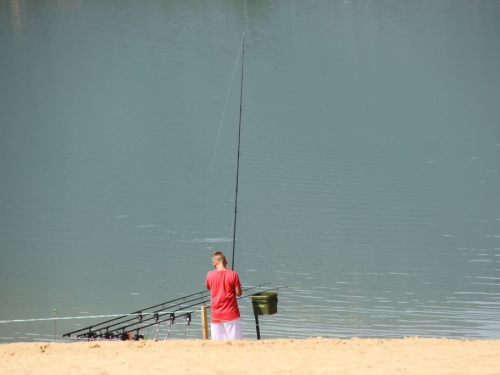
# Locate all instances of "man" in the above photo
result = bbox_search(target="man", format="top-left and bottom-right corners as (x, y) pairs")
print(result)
(205, 251), (243, 340)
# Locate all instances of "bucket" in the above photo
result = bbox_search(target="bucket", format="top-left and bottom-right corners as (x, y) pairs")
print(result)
(251, 292), (278, 315)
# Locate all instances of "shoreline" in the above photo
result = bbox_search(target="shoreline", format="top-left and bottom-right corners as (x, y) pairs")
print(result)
(2, 337), (499, 374)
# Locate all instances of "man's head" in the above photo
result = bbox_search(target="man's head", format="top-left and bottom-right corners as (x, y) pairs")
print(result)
(212, 251), (227, 268)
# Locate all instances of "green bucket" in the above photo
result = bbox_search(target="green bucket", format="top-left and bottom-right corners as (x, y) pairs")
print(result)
(251, 292), (278, 315)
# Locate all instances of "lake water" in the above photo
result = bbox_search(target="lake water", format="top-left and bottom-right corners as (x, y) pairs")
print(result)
(0, 0), (499, 342)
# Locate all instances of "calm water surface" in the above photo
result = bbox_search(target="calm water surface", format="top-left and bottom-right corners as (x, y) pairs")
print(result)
(0, 0), (499, 341)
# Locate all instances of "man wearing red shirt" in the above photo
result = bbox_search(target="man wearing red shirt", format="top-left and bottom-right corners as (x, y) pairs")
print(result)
(206, 251), (243, 340)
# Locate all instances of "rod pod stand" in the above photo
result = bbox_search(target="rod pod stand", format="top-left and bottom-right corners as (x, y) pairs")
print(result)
(254, 314), (260, 340)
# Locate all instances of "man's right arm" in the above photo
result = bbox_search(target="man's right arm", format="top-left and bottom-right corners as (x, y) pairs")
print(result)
(235, 286), (242, 296)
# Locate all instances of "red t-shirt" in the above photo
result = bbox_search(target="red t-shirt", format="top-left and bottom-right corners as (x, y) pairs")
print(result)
(205, 269), (241, 323)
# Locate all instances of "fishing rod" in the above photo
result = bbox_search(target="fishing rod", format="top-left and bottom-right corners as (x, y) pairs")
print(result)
(76, 310), (195, 340)
(64, 302), (204, 339)
(67, 306), (199, 340)
(63, 290), (210, 338)
(231, 32), (245, 271)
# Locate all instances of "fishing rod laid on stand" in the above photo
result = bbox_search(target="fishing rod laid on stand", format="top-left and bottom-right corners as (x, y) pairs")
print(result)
(61, 283), (276, 341)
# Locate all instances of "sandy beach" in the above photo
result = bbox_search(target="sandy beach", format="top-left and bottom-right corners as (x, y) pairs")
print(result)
(1, 337), (499, 375)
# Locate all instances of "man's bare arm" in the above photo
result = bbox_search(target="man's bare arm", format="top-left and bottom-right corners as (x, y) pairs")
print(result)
(235, 286), (242, 296)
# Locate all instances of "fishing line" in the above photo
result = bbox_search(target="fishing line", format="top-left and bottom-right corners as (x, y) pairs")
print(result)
(205, 34), (245, 239)
(0, 311), (196, 324)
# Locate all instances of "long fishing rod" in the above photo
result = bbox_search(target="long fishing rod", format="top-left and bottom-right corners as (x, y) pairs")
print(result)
(63, 290), (210, 337)
(231, 32), (245, 271)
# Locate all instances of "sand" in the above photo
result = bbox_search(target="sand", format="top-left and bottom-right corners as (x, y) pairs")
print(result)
(1, 337), (499, 374)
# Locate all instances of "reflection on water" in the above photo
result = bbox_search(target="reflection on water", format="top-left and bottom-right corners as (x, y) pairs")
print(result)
(7, 0), (23, 43)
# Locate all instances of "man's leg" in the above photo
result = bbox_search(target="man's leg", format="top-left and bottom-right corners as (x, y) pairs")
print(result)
(224, 318), (243, 340)
(210, 322), (228, 340)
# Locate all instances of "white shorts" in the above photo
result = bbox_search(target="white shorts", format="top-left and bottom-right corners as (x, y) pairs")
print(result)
(210, 317), (243, 340)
